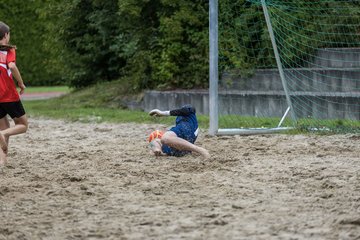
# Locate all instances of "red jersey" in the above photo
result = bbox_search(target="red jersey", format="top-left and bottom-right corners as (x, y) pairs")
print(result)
(0, 48), (20, 102)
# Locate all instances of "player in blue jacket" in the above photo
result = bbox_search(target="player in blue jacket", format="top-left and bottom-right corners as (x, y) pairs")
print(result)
(148, 105), (210, 159)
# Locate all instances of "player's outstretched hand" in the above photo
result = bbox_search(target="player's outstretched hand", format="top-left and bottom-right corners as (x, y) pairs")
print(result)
(149, 109), (169, 117)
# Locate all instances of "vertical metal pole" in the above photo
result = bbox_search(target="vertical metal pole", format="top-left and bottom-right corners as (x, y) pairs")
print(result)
(209, 0), (219, 135)
(261, 0), (296, 122)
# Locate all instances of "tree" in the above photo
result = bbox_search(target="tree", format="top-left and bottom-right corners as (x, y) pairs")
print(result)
(118, 0), (209, 90)
(55, 0), (125, 88)
(0, 0), (64, 86)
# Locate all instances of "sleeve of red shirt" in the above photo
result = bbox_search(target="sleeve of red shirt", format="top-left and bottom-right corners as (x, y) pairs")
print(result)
(6, 48), (16, 66)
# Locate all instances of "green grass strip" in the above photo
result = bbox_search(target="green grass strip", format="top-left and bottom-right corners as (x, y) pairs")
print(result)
(21, 86), (71, 93)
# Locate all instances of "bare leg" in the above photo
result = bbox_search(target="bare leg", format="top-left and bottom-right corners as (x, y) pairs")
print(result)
(0, 117), (10, 165)
(0, 147), (6, 165)
(0, 115), (28, 165)
(161, 131), (210, 159)
(0, 133), (7, 152)
(1, 114), (28, 138)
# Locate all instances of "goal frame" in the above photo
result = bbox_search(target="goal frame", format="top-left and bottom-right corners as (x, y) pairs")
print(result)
(209, 0), (295, 135)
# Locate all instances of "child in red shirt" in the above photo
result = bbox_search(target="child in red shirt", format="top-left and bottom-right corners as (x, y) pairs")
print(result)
(0, 22), (28, 165)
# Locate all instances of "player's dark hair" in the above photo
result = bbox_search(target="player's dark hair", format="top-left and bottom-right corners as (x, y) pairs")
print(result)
(0, 22), (10, 40)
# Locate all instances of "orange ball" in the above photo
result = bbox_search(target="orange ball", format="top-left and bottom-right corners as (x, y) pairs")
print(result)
(148, 130), (164, 142)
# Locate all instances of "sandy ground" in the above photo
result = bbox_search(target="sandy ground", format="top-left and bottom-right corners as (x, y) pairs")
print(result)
(0, 118), (359, 240)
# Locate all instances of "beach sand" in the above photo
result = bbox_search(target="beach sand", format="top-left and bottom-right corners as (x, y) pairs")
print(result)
(0, 118), (359, 239)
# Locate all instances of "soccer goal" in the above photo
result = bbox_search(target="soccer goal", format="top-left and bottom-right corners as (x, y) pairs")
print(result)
(209, 0), (360, 135)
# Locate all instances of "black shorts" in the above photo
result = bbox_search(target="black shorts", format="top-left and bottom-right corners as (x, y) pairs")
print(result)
(0, 101), (26, 119)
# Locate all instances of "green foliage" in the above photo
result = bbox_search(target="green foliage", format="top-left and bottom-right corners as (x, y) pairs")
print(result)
(21, 86), (70, 93)
(219, 0), (275, 76)
(12, 0), (209, 90)
(118, 0), (209, 90)
(42, 0), (210, 90)
(150, 0), (209, 89)
(0, 0), (64, 86)
(47, 0), (125, 88)
(3, 0), (360, 90)
(220, 0), (360, 72)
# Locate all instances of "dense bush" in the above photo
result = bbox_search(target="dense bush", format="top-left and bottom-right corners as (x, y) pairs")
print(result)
(117, 0), (209, 90)
(0, 0), (63, 86)
(32, 0), (209, 90)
